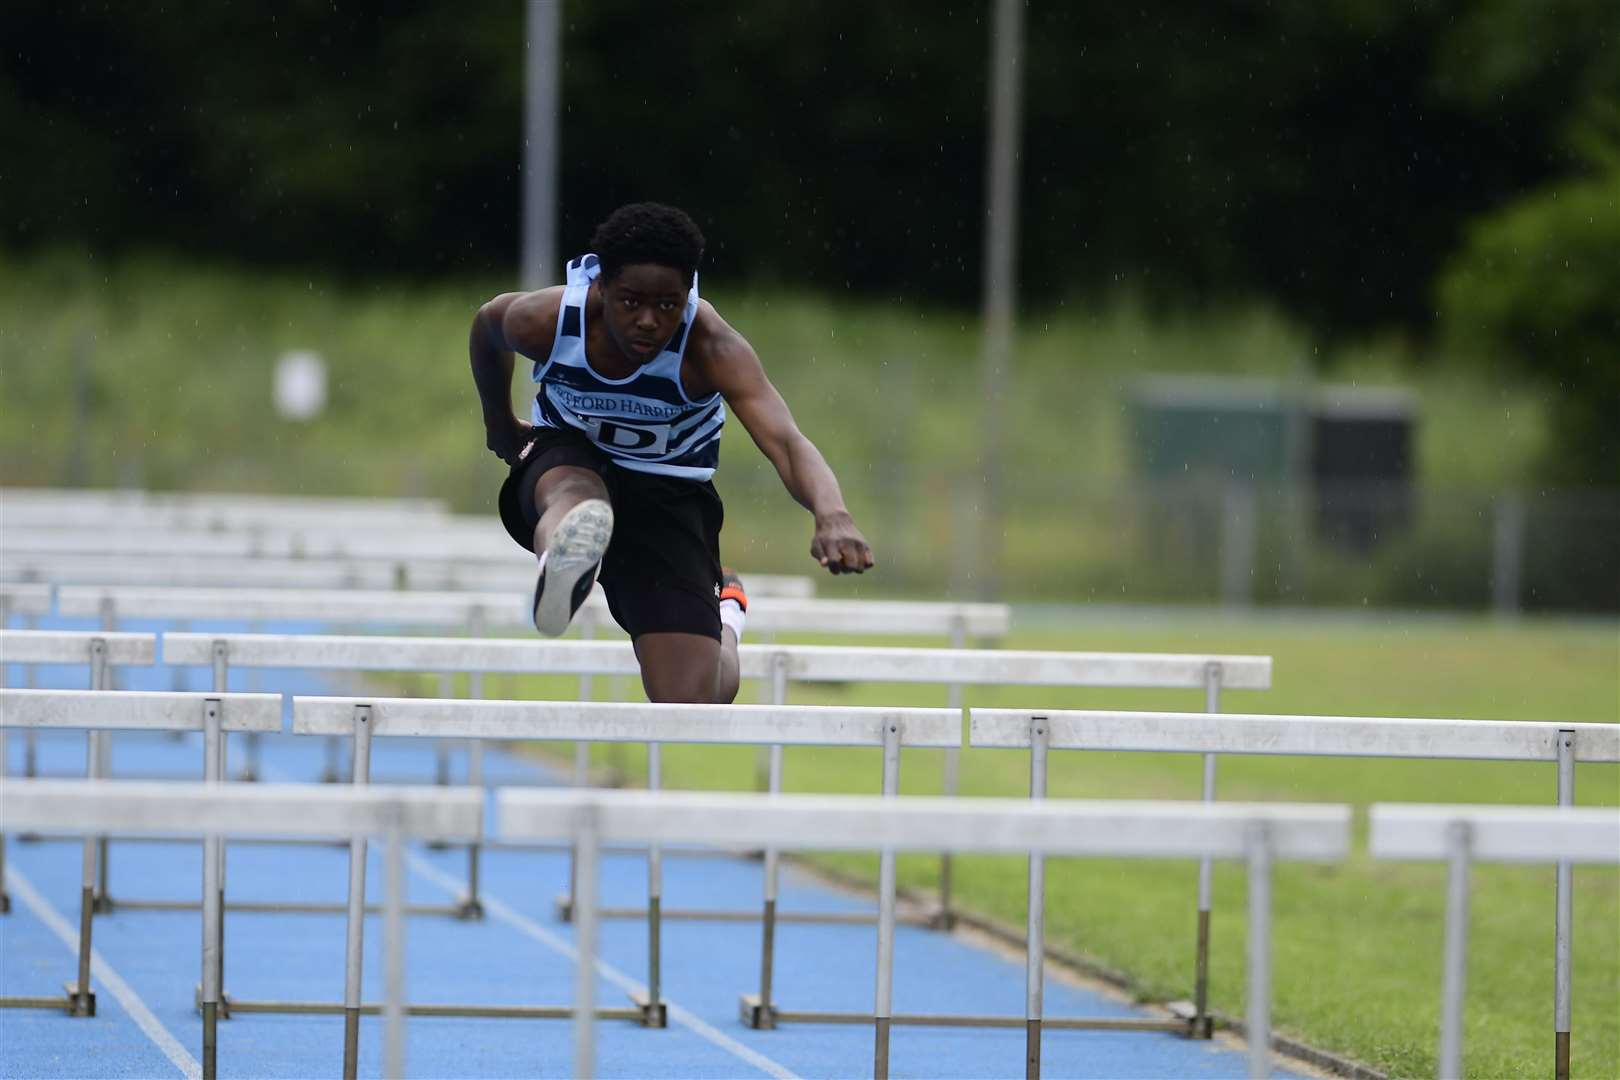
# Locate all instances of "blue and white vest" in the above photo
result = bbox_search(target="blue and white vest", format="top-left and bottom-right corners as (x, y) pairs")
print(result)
(530, 253), (723, 480)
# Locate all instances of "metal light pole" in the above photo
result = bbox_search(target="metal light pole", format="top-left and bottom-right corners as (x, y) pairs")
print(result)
(522, 0), (561, 290)
(975, 0), (1026, 600)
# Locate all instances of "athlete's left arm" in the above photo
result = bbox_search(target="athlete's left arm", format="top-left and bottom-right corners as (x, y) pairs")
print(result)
(691, 305), (874, 575)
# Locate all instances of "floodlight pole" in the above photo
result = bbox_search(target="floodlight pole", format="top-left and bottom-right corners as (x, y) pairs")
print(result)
(523, 0), (561, 291)
(975, 0), (1026, 601)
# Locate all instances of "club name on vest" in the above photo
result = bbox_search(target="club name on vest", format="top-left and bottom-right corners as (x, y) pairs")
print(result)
(552, 386), (684, 455)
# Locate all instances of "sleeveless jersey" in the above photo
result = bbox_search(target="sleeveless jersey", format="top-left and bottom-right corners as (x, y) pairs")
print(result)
(529, 253), (723, 481)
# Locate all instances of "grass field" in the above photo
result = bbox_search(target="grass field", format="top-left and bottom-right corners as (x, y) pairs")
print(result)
(0, 250), (1578, 609)
(433, 612), (1620, 1080)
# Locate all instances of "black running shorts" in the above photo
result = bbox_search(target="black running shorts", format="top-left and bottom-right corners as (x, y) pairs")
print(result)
(497, 426), (724, 641)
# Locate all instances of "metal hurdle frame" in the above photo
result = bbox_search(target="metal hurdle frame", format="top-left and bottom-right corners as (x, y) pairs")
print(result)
(971, 709), (1620, 1074)
(158, 630), (1263, 1037)
(0, 777), (481, 1080)
(733, 648), (1267, 1032)
(0, 630), (156, 984)
(1371, 805), (1620, 1080)
(158, 634), (1249, 916)
(2, 547), (822, 598)
(0, 630), (179, 916)
(0, 589), (60, 796)
(0, 485), (448, 529)
(205, 695), (957, 1053)
(501, 788), (1351, 1080)
(0, 688), (279, 1022)
(59, 584), (998, 781)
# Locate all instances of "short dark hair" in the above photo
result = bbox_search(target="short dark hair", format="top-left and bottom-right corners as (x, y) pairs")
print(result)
(589, 203), (705, 284)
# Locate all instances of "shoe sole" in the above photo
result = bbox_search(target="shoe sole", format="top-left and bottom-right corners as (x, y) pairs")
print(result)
(533, 499), (613, 637)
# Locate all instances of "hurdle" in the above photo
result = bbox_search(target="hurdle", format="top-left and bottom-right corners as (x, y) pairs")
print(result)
(1, 547), (820, 597)
(1371, 804), (1620, 1080)
(0, 688), (279, 1022)
(500, 788), (1351, 1080)
(0, 485), (449, 530)
(0, 777), (481, 1080)
(157, 633), (1260, 925)
(0, 630), (157, 918)
(119, 584), (1001, 832)
(970, 709), (1620, 1059)
(44, 587), (1002, 918)
(0, 582), (52, 620)
(255, 695), (959, 1034)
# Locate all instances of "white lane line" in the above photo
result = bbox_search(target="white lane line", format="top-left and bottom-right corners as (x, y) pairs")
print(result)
(408, 853), (801, 1080)
(7, 867), (203, 1080)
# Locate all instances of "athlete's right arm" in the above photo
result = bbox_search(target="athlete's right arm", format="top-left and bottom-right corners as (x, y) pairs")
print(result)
(469, 289), (561, 464)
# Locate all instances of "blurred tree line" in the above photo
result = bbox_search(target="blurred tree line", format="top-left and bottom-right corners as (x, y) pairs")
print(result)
(3, 0), (1614, 480)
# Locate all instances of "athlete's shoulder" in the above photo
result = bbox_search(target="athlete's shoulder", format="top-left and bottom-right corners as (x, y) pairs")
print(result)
(687, 298), (753, 362)
(481, 287), (564, 355)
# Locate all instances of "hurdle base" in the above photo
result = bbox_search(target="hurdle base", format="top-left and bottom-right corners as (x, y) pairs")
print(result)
(763, 1005), (1194, 1032)
(553, 892), (574, 922)
(1167, 1000), (1213, 1039)
(629, 990), (667, 1028)
(221, 997), (645, 1021)
(925, 906), (957, 931)
(0, 994), (76, 1011)
(739, 993), (777, 1030)
(233, 768), (260, 783)
(452, 896), (485, 921)
(64, 982), (97, 1018)
(590, 903), (936, 927)
(0, 891), (9, 914)
(122, 898), (463, 917)
(92, 892), (115, 914)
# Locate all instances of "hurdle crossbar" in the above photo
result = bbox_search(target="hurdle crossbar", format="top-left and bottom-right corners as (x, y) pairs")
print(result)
(2, 549), (820, 599)
(0, 584), (53, 617)
(972, 710), (1618, 1074)
(1371, 805), (1619, 1080)
(64, 584), (1007, 636)
(500, 789), (1351, 1080)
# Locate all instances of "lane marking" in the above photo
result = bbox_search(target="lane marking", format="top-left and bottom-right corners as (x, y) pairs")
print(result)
(408, 853), (801, 1080)
(7, 867), (203, 1080)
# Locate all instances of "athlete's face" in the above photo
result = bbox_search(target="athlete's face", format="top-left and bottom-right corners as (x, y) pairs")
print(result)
(598, 263), (689, 364)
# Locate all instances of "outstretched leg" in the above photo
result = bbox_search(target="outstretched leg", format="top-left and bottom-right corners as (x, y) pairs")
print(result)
(530, 466), (613, 636)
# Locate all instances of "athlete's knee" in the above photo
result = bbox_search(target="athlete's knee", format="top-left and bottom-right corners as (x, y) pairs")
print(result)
(533, 465), (606, 513)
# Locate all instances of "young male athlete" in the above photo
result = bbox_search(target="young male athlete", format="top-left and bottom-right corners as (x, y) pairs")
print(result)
(471, 203), (874, 704)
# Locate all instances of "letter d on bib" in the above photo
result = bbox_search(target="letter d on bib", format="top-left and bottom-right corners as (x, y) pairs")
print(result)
(590, 418), (669, 454)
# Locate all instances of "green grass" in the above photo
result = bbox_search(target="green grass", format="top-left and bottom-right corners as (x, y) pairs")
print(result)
(0, 250), (1569, 606)
(438, 614), (1620, 1080)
